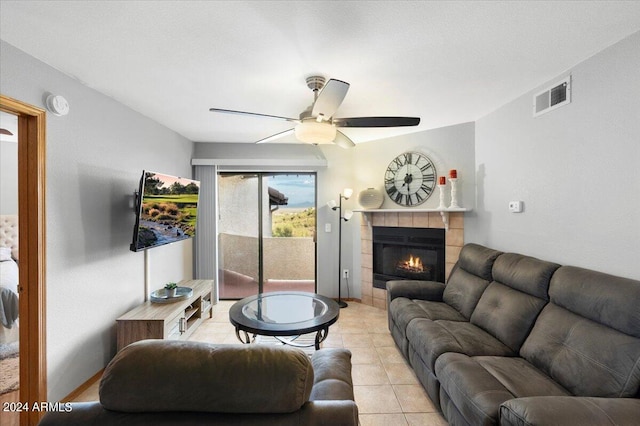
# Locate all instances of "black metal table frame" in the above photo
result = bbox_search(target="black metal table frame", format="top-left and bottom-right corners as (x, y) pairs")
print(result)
(229, 292), (339, 351)
(234, 327), (330, 350)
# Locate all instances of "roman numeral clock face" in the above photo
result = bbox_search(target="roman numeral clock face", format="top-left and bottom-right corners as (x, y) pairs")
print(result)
(384, 152), (436, 206)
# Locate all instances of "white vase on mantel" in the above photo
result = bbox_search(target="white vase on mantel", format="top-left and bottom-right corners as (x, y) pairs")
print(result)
(358, 188), (384, 209)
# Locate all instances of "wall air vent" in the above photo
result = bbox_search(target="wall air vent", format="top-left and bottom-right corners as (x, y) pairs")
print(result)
(533, 75), (571, 117)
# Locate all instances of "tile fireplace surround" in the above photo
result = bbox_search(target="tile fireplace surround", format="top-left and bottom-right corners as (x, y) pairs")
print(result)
(360, 211), (464, 309)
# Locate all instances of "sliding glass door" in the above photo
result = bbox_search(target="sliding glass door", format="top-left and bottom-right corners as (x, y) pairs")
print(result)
(217, 172), (316, 299)
(217, 173), (260, 298)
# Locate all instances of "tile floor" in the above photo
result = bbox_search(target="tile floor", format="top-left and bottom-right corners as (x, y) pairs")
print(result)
(72, 300), (448, 425)
(189, 300), (448, 426)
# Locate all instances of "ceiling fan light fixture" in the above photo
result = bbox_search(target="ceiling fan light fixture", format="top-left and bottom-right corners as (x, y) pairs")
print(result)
(210, 76), (420, 146)
(295, 121), (336, 144)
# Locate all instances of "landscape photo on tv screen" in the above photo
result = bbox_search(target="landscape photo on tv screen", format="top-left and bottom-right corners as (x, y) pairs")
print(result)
(133, 171), (200, 251)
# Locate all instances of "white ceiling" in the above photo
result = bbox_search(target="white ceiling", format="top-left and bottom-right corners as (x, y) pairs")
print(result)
(2, 1), (640, 145)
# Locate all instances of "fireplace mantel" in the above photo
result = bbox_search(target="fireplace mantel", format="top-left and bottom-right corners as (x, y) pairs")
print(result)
(355, 208), (471, 231)
(354, 208), (470, 213)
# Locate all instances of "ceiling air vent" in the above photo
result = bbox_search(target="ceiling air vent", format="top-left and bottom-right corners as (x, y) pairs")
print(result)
(533, 75), (571, 117)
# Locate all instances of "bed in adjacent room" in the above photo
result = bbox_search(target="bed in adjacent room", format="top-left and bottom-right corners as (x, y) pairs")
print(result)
(0, 215), (19, 344)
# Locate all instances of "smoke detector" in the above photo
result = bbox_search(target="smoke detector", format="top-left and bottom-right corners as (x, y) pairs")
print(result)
(46, 94), (70, 116)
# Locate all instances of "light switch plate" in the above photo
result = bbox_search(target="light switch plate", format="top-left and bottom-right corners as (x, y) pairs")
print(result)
(508, 201), (523, 213)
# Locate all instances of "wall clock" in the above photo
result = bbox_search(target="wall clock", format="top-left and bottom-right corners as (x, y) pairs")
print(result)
(384, 152), (436, 206)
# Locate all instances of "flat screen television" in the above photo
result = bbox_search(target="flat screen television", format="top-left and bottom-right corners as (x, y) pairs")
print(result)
(130, 170), (201, 252)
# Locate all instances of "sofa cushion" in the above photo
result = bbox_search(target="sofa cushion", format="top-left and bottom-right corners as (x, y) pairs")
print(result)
(388, 282), (472, 359)
(390, 298), (466, 333)
(406, 319), (515, 372)
(100, 340), (314, 413)
(470, 282), (547, 353)
(500, 396), (640, 426)
(470, 253), (559, 352)
(441, 244), (502, 319)
(491, 252), (559, 300)
(450, 243), (502, 281)
(410, 300), (467, 320)
(520, 303), (640, 398)
(549, 266), (640, 338)
(435, 353), (569, 425)
(389, 296), (465, 358)
(390, 297), (468, 357)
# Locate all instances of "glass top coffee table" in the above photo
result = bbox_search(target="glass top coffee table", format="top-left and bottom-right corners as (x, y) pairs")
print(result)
(229, 291), (340, 350)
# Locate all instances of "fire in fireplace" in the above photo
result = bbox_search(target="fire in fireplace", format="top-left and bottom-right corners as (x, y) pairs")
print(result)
(372, 226), (445, 289)
(396, 255), (430, 278)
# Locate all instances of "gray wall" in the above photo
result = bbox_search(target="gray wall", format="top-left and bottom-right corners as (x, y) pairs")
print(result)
(467, 31), (640, 280)
(193, 122), (475, 300)
(1, 40), (194, 401)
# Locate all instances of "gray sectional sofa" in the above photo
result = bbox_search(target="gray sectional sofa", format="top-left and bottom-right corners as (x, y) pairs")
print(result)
(388, 243), (640, 425)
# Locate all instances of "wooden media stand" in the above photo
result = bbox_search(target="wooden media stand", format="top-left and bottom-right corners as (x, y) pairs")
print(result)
(116, 279), (213, 351)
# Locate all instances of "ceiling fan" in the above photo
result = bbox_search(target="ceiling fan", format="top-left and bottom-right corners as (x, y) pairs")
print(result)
(209, 76), (420, 148)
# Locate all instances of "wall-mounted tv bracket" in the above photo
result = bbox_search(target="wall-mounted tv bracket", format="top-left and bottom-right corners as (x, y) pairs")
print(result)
(133, 191), (140, 212)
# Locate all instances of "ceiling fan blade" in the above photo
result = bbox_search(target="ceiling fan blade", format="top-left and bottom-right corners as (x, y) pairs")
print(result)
(311, 79), (350, 120)
(333, 116), (420, 127)
(255, 128), (295, 144)
(210, 108), (300, 123)
(334, 130), (356, 149)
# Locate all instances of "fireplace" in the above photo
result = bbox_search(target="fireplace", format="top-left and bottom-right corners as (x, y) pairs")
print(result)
(372, 226), (445, 289)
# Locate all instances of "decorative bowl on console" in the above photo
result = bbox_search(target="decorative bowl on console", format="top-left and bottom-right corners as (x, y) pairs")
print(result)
(150, 285), (193, 303)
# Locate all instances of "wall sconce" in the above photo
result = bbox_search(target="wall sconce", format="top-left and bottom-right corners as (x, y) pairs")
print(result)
(330, 188), (353, 308)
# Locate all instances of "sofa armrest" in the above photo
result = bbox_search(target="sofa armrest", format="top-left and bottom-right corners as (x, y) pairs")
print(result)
(301, 400), (359, 426)
(500, 396), (640, 426)
(310, 348), (354, 401)
(386, 280), (445, 303)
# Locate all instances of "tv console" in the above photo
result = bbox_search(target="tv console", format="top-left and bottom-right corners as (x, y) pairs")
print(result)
(116, 279), (213, 351)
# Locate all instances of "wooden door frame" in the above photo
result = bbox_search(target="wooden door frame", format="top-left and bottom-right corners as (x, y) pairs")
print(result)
(0, 95), (47, 426)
